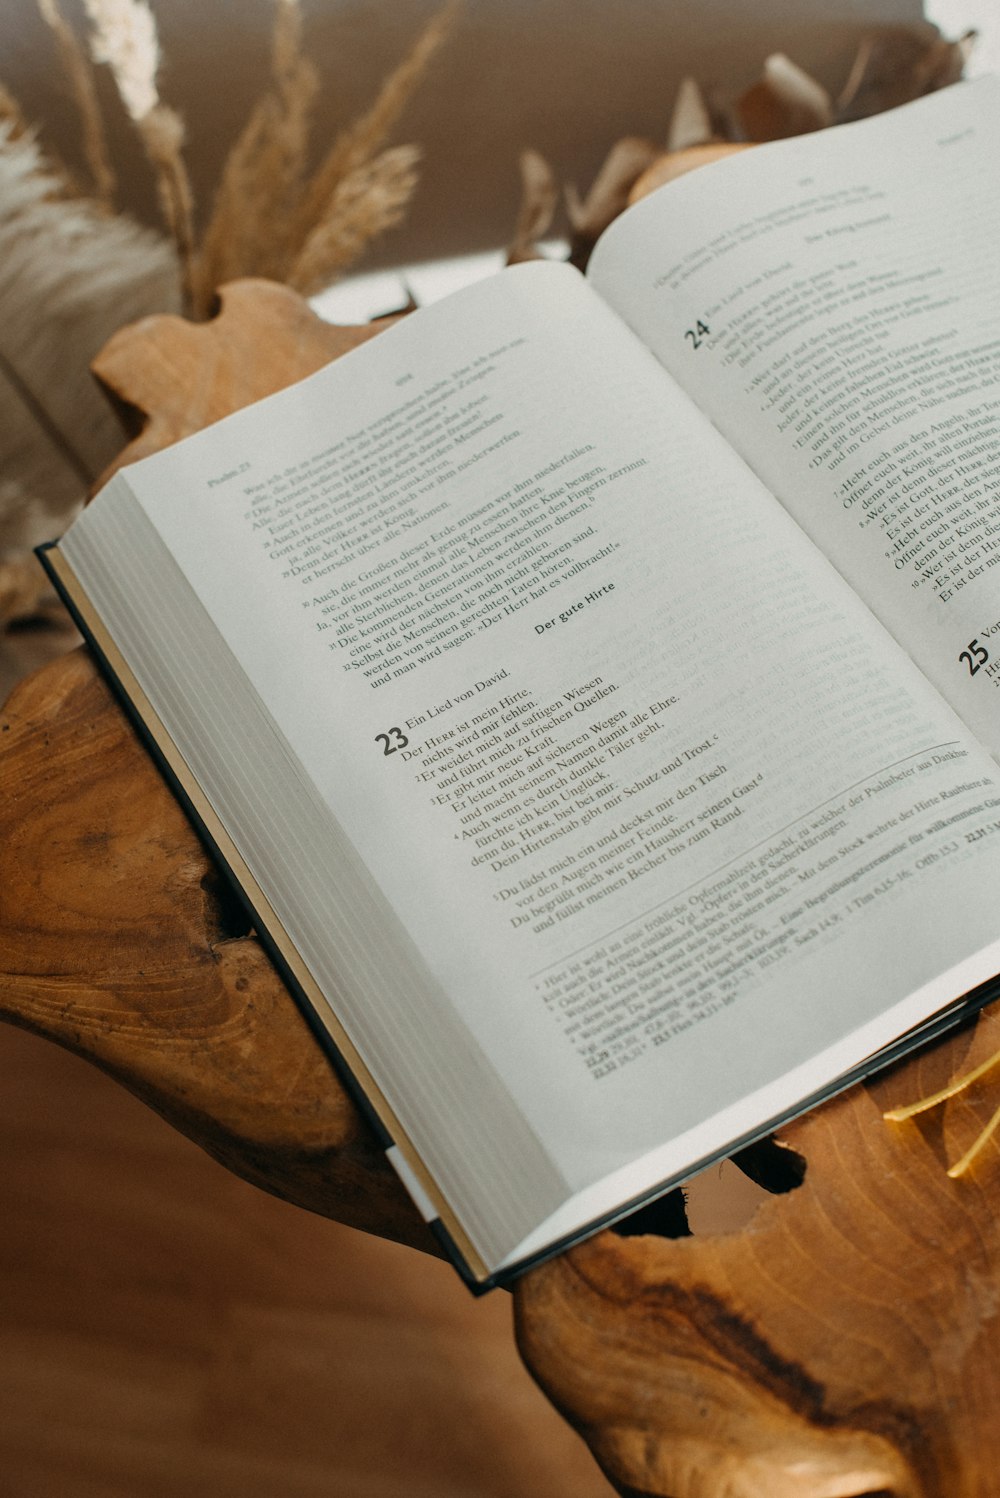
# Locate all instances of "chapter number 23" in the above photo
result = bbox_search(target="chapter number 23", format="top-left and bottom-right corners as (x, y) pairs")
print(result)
(375, 726), (409, 755)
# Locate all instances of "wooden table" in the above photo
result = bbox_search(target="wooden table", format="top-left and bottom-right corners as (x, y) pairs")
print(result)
(4, 280), (1000, 1498)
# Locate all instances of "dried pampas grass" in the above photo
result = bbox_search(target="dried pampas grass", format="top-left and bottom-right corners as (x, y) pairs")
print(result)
(193, 0), (320, 303)
(66, 0), (458, 315)
(507, 150), (559, 266)
(0, 0), (457, 623)
(6, 0), (457, 318)
(290, 0), (458, 254)
(289, 144), (423, 296)
(82, 0), (161, 123)
(0, 119), (180, 621)
(37, 0), (116, 205)
(80, 0), (197, 305)
(193, 0), (458, 312)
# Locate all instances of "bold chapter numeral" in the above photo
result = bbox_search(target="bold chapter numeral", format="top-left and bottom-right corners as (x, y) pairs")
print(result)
(959, 638), (989, 675)
(375, 726), (409, 755)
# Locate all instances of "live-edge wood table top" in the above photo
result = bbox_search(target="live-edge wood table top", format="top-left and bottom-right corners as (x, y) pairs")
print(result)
(3, 280), (1000, 1498)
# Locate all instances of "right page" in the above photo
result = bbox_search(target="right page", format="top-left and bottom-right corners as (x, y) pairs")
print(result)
(588, 77), (1000, 755)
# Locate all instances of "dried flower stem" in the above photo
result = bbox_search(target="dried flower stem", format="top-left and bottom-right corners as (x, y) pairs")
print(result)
(36, 0), (116, 206)
(565, 137), (658, 248)
(836, 35), (878, 116)
(82, 0), (197, 306)
(293, 0), (458, 248)
(138, 104), (196, 304)
(270, 0), (318, 197)
(289, 144), (421, 295)
(193, 0), (319, 313)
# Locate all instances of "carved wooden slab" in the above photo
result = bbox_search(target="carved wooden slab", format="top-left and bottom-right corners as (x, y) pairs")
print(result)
(0, 282), (428, 1253)
(517, 1010), (1000, 1497)
(3, 279), (1000, 1497)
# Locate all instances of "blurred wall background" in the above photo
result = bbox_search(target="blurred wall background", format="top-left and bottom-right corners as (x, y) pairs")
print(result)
(1, 0), (931, 269)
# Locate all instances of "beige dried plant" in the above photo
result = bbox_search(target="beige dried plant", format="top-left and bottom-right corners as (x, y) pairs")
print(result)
(197, 0), (458, 309)
(290, 0), (459, 255)
(71, 0), (457, 316)
(289, 143), (423, 296)
(193, 0), (320, 307)
(16, 0), (455, 316)
(83, 0), (160, 120)
(0, 0), (456, 624)
(0, 118), (180, 622)
(82, 0), (197, 302)
(37, 0), (116, 205)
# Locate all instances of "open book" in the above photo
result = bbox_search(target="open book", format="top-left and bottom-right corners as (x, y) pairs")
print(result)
(44, 78), (1000, 1287)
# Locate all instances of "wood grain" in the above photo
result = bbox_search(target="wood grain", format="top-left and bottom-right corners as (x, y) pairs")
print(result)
(89, 278), (396, 481)
(0, 282), (427, 1253)
(516, 1010), (1000, 1497)
(0, 644), (435, 1253)
(0, 1020), (615, 1498)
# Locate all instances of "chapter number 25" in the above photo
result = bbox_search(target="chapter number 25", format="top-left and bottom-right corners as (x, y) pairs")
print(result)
(959, 638), (989, 676)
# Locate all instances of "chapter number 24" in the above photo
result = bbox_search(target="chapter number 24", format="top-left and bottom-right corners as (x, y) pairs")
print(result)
(684, 319), (710, 350)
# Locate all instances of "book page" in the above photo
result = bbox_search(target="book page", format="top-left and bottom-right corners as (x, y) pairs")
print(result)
(67, 260), (1000, 1262)
(589, 78), (1000, 756)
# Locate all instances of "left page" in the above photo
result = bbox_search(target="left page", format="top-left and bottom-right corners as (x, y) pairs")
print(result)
(62, 261), (1000, 1271)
